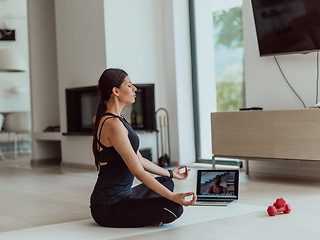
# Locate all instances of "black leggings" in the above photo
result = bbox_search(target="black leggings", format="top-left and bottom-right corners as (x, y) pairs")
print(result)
(90, 177), (183, 228)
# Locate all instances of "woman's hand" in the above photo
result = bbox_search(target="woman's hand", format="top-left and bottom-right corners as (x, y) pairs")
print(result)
(171, 192), (197, 206)
(172, 165), (190, 180)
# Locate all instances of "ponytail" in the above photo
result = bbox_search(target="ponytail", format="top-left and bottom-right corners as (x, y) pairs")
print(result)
(92, 68), (128, 170)
(92, 98), (107, 170)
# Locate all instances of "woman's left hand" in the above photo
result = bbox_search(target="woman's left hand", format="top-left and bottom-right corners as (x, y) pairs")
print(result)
(172, 165), (190, 180)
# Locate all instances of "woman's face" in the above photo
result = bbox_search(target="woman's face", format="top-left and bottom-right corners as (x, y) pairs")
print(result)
(214, 175), (221, 184)
(117, 76), (137, 104)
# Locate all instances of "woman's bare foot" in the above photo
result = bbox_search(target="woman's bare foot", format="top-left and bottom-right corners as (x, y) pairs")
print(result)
(153, 222), (163, 227)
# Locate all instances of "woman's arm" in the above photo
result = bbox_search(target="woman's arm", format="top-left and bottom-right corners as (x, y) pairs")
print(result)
(137, 151), (169, 176)
(104, 119), (196, 206)
(137, 151), (190, 180)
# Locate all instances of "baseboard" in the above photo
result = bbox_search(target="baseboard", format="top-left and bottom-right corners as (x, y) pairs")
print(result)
(30, 158), (61, 166)
(60, 161), (96, 171)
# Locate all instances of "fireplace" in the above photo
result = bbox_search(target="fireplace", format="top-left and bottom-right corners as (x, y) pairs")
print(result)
(64, 84), (156, 135)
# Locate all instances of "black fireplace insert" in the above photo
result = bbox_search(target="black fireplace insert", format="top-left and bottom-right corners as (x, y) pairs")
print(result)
(64, 84), (156, 135)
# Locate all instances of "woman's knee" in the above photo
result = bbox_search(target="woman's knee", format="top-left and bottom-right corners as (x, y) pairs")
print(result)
(162, 203), (183, 223)
(173, 203), (184, 218)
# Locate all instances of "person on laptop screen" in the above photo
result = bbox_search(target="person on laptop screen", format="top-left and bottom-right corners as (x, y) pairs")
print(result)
(195, 170), (239, 206)
(205, 175), (228, 195)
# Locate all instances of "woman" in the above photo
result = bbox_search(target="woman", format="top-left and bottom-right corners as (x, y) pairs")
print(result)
(90, 68), (196, 228)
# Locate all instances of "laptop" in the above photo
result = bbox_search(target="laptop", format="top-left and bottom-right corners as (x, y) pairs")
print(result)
(194, 169), (239, 206)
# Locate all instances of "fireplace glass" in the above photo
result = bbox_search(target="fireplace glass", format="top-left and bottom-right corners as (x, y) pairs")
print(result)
(65, 84), (155, 135)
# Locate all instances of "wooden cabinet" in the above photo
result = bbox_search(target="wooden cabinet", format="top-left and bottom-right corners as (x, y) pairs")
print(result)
(211, 110), (320, 171)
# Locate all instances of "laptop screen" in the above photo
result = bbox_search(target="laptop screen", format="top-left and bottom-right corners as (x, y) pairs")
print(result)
(196, 170), (239, 200)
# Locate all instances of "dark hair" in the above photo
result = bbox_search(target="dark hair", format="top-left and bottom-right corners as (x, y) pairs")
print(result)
(92, 68), (128, 169)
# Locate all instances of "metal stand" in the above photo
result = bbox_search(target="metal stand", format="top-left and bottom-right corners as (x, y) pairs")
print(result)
(155, 108), (171, 166)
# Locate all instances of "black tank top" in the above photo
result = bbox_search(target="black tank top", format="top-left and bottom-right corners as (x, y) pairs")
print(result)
(90, 113), (140, 205)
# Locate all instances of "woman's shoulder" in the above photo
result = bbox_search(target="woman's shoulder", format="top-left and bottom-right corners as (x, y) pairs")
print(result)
(101, 116), (126, 134)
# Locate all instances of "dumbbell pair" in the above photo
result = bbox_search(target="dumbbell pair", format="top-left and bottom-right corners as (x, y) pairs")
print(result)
(267, 198), (291, 216)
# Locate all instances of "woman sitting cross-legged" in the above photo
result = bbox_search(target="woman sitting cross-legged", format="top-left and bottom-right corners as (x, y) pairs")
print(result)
(90, 68), (196, 228)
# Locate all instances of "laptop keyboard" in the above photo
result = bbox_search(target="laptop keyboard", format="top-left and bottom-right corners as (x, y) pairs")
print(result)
(197, 199), (233, 203)
(194, 199), (235, 206)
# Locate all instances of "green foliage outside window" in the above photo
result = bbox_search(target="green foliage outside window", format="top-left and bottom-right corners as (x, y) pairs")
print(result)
(213, 6), (243, 48)
(213, 6), (245, 112)
(216, 82), (245, 111)
(216, 63), (244, 112)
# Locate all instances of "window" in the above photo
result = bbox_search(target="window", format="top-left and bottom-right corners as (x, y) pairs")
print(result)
(190, 0), (244, 162)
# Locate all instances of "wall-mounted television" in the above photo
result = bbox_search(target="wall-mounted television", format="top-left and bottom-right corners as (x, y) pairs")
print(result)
(251, 0), (320, 56)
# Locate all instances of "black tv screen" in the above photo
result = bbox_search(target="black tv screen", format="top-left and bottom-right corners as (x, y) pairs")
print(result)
(251, 0), (320, 56)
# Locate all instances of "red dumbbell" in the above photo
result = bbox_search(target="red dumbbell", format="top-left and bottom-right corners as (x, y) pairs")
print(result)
(267, 198), (291, 216)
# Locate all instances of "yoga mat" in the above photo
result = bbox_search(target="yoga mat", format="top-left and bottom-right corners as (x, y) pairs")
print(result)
(0, 203), (264, 240)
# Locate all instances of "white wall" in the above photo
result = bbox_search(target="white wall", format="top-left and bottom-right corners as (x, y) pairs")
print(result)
(27, 0), (60, 160)
(244, 0), (318, 110)
(26, 0), (195, 167)
(171, 0), (195, 165)
(54, 0), (107, 166)
(53, 0), (195, 167)
(25, 0), (320, 175)
(243, 0), (320, 177)
(28, 0), (59, 133)
(103, 0), (166, 163)
(0, 0), (30, 113)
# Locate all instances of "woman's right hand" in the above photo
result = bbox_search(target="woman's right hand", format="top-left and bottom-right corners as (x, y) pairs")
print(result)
(171, 192), (197, 206)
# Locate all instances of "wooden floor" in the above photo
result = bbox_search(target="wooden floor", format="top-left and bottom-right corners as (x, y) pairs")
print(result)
(1, 157), (320, 239)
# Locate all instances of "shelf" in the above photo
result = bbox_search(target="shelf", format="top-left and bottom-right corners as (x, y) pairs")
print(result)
(62, 132), (93, 136)
(33, 132), (62, 141)
(62, 130), (157, 136)
(134, 129), (158, 133)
